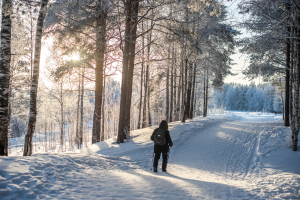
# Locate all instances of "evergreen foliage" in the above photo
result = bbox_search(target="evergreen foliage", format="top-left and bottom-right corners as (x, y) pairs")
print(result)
(213, 83), (282, 113)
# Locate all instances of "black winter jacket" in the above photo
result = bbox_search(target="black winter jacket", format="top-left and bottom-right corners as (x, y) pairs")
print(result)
(151, 128), (173, 153)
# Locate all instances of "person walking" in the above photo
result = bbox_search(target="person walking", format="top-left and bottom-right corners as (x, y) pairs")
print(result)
(151, 120), (173, 172)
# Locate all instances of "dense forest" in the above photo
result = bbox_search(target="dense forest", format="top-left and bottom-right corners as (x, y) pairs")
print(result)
(1, 0), (300, 156)
(0, 0), (238, 156)
(212, 83), (284, 114)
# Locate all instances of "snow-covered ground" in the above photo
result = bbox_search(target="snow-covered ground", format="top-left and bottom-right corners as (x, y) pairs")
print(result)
(1, 112), (300, 199)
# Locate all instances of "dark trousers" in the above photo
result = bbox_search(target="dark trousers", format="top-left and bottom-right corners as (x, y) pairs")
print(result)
(153, 152), (168, 171)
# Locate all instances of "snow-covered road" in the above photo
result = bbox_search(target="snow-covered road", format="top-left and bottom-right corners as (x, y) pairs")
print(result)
(1, 114), (300, 199)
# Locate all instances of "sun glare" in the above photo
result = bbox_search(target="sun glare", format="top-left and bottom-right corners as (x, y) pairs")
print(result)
(67, 53), (80, 61)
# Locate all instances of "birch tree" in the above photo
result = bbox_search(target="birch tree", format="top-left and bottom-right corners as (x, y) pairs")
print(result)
(0, 0), (12, 156)
(23, 0), (49, 156)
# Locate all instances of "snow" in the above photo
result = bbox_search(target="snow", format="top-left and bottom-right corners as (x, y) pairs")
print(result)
(1, 111), (300, 199)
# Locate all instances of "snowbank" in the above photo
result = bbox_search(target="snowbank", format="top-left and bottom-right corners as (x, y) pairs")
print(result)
(81, 119), (198, 156)
(1, 112), (300, 199)
(225, 111), (283, 122)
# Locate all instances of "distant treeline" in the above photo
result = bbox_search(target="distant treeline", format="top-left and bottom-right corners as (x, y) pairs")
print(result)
(212, 83), (283, 113)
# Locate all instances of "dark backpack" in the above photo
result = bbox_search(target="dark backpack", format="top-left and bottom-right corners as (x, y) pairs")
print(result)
(154, 129), (166, 145)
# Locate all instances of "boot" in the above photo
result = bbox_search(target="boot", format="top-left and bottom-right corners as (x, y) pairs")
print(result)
(153, 167), (157, 172)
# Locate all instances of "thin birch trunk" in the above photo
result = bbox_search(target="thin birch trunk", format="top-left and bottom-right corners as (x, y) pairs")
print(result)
(60, 82), (64, 150)
(23, 0), (48, 156)
(76, 73), (80, 148)
(142, 65), (148, 128)
(79, 67), (84, 146)
(101, 74), (106, 141)
(138, 20), (144, 129)
(0, 0), (12, 156)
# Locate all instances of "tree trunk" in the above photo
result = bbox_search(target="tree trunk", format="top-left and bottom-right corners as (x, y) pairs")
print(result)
(203, 70), (206, 117)
(181, 58), (188, 122)
(138, 20), (144, 129)
(290, 24), (296, 123)
(101, 74), (106, 141)
(176, 57), (182, 121)
(285, 1), (291, 126)
(281, 92), (284, 120)
(205, 68), (209, 116)
(170, 45), (174, 122)
(23, 0), (48, 156)
(172, 48), (177, 122)
(190, 63), (196, 119)
(92, 3), (107, 144)
(0, 0), (12, 156)
(166, 58), (170, 121)
(76, 72), (80, 148)
(142, 65), (148, 128)
(118, 0), (139, 143)
(147, 80), (152, 126)
(166, 43), (171, 121)
(60, 82), (64, 150)
(79, 67), (85, 146)
(186, 63), (192, 119)
(292, 15), (300, 151)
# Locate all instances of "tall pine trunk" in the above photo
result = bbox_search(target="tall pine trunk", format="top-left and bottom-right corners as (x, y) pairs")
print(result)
(186, 63), (192, 119)
(292, 15), (300, 151)
(170, 45), (174, 122)
(142, 19), (153, 128)
(285, 1), (291, 126)
(166, 46), (170, 121)
(203, 69), (206, 117)
(177, 56), (183, 121)
(172, 48), (177, 122)
(181, 58), (188, 122)
(92, 2), (107, 144)
(205, 68), (209, 116)
(118, 0), (139, 143)
(176, 56), (182, 121)
(23, 0), (48, 156)
(190, 63), (196, 119)
(147, 79), (152, 126)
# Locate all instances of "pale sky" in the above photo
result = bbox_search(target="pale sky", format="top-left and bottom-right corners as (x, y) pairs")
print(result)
(223, 0), (260, 85)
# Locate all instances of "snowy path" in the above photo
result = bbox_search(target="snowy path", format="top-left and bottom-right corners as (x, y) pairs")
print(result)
(1, 115), (300, 199)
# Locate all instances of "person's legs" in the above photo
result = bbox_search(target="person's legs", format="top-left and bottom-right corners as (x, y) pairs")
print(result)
(153, 152), (161, 171)
(162, 152), (168, 172)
